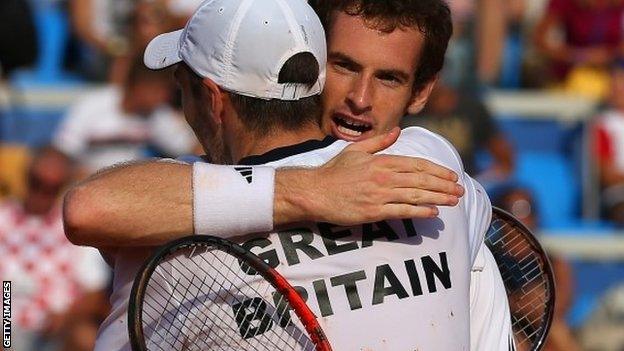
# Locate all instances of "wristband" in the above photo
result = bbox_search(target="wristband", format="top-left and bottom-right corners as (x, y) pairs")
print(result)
(193, 163), (275, 236)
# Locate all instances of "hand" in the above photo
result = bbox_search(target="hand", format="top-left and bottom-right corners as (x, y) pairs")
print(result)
(275, 128), (465, 226)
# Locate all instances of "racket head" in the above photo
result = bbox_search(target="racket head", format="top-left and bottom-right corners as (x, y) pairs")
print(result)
(128, 235), (332, 351)
(485, 207), (556, 351)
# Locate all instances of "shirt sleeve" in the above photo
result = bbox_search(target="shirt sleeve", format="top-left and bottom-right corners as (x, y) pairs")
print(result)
(391, 127), (492, 264)
(52, 97), (92, 158)
(463, 173), (493, 264)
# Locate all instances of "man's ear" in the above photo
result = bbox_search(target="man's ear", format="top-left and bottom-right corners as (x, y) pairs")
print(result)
(201, 77), (225, 124)
(406, 76), (438, 115)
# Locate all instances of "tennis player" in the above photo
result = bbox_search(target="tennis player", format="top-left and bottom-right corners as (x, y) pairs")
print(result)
(64, 0), (508, 350)
(312, 2), (514, 349)
(66, 1), (508, 350)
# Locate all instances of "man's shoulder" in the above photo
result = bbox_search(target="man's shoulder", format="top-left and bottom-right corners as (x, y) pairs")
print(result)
(384, 126), (464, 174)
(264, 139), (350, 168)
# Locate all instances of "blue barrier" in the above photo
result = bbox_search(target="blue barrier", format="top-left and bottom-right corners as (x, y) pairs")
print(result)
(10, 0), (82, 87)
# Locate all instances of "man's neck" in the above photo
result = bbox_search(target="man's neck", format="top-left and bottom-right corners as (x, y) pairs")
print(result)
(233, 126), (327, 163)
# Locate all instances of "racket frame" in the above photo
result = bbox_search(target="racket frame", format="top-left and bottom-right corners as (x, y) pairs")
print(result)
(488, 207), (556, 351)
(128, 235), (332, 351)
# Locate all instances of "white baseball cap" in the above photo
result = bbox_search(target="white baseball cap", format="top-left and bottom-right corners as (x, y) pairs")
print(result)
(144, 0), (326, 101)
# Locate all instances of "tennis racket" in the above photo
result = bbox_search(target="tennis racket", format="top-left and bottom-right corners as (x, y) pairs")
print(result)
(484, 207), (556, 351)
(128, 235), (332, 351)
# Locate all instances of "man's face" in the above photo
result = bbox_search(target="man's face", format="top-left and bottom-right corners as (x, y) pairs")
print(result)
(321, 11), (427, 141)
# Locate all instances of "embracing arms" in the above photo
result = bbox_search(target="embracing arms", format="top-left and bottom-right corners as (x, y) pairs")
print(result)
(64, 129), (464, 248)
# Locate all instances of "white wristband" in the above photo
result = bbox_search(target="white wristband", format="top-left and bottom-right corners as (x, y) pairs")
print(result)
(192, 163), (275, 236)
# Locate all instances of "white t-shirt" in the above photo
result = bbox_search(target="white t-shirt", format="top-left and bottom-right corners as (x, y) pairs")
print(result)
(94, 127), (505, 350)
(53, 86), (196, 172)
(471, 245), (515, 351)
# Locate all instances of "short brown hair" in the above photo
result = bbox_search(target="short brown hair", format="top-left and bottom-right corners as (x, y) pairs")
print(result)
(311, 0), (453, 91)
(185, 52), (322, 137)
(228, 52), (322, 136)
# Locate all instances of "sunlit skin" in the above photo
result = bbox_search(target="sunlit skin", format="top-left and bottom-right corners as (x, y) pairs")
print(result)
(174, 64), (230, 164)
(321, 12), (437, 142)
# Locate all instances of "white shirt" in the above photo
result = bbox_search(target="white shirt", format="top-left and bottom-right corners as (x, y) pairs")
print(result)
(0, 201), (109, 331)
(471, 245), (515, 351)
(94, 127), (508, 350)
(53, 86), (196, 172)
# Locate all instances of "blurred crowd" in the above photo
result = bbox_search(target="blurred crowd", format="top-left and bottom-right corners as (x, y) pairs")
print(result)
(1, 0), (624, 350)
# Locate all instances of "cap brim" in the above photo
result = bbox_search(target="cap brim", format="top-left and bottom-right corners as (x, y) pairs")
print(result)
(144, 29), (184, 70)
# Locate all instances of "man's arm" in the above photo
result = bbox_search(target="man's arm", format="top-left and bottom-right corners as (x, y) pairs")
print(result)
(64, 129), (464, 248)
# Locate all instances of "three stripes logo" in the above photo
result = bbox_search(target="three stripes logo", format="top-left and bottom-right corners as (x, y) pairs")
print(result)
(235, 167), (253, 184)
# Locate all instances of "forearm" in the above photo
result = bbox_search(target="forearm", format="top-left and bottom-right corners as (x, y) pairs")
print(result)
(64, 132), (464, 248)
(64, 161), (193, 247)
(476, 0), (506, 83)
(70, 0), (108, 52)
(273, 168), (322, 226)
(64, 161), (314, 247)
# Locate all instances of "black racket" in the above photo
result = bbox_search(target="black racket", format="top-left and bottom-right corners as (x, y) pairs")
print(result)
(484, 207), (556, 351)
(128, 235), (332, 351)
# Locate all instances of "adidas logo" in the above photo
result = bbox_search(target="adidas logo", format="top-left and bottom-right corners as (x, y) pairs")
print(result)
(234, 166), (253, 184)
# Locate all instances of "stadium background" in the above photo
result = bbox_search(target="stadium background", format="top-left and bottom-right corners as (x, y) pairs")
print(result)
(1, 0), (623, 350)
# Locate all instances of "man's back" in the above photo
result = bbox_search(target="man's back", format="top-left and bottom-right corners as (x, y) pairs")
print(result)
(224, 127), (490, 350)
(94, 127), (490, 350)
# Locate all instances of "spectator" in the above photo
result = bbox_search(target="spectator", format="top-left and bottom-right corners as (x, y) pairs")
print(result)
(534, 0), (624, 99)
(0, 148), (109, 351)
(594, 66), (624, 226)
(52, 57), (196, 175)
(493, 186), (582, 351)
(444, 0), (511, 89)
(578, 283), (624, 351)
(69, 0), (134, 80)
(402, 82), (514, 182)
(109, 0), (177, 84)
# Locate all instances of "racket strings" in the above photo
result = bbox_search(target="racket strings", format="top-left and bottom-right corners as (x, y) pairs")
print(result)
(145, 250), (279, 350)
(149, 250), (286, 351)
(144, 269), (228, 349)
(485, 216), (554, 350)
(185, 251), (290, 351)
(139, 244), (315, 350)
(194, 251), (312, 350)
(143, 274), (202, 349)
